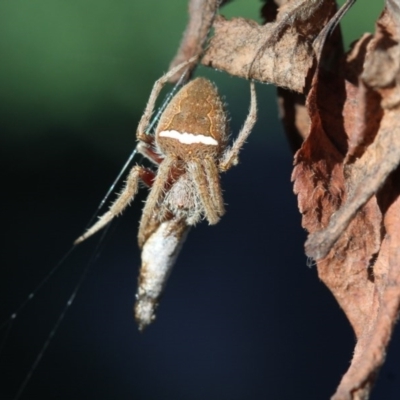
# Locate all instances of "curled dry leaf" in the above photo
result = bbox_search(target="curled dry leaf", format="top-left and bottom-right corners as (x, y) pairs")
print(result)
(292, 3), (400, 399)
(277, 88), (310, 153)
(202, 0), (338, 92)
(276, 0), (356, 152)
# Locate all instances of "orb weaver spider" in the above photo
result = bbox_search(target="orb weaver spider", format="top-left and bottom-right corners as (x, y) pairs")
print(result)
(76, 58), (257, 329)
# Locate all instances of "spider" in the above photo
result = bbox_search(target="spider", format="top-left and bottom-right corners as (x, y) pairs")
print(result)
(75, 58), (257, 328)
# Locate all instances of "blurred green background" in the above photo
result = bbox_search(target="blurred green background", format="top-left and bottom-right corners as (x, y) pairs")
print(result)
(0, 0), (383, 164)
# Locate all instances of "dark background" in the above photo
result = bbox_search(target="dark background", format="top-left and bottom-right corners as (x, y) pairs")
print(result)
(1, 1), (398, 399)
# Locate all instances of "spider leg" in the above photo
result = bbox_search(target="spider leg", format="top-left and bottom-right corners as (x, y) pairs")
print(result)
(136, 56), (198, 143)
(219, 81), (257, 172)
(187, 159), (220, 225)
(74, 165), (154, 244)
(203, 157), (225, 217)
(138, 156), (176, 247)
(136, 141), (164, 166)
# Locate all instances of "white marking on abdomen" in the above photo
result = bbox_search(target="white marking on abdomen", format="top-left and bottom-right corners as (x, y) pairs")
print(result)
(159, 130), (218, 145)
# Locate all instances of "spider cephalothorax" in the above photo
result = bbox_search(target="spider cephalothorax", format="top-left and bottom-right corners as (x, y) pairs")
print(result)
(76, 59), (257, 329)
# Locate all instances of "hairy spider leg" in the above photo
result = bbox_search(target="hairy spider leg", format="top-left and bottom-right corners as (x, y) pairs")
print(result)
(203, 157), (225, 216)
(138, 156), (177, 247)
(136, 56), (198, 143)
(187, 160), (221, 224)
(219, 82), (257, 172)
(136, 141), (164, 165)
(74, 166), (155, 244)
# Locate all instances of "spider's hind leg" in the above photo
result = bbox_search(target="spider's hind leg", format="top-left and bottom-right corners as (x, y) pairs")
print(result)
(74, 165), (154, 244)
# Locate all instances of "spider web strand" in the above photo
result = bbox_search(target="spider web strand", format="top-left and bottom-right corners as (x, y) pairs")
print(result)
(0, 246), (76, 332)
(13, 225), (111, 400)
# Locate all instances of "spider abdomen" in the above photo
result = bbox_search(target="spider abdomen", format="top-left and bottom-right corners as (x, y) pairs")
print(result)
(156, 77), (228, 161)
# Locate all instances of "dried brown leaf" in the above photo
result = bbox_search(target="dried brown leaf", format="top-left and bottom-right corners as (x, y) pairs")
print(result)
(202, 0), (339, 92)
(167, 0), (400, 398)
(304, 5), (400, 261)
(275, 0), (350, 150)
(277, 88), (310, 153)
(333, 175), (400, 397)
(293, 3), (400, 398)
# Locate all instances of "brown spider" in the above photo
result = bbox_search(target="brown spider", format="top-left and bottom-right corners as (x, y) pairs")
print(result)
(75, 59), (257, 329)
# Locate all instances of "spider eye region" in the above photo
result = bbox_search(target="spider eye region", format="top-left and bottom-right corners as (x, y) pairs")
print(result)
(156, 77), (228, 160)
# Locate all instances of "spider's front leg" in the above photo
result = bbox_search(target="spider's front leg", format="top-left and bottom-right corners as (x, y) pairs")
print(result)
(136, 56), (198, 143)
(219, 81), (257, 172)
(74, 165), (155, 244)
(203, 157), (225, 217)
(187, 158), (224, 225)
(138, 156), (178, 247)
